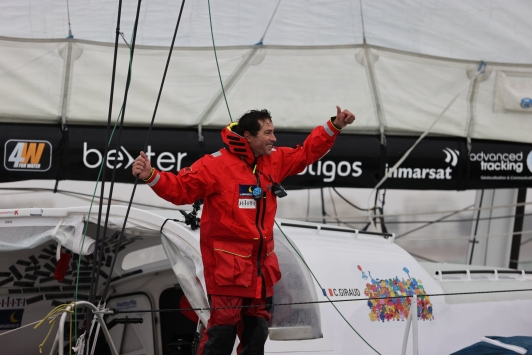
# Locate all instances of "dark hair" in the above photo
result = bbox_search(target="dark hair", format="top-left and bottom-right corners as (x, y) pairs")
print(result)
(232, 109), (272, 137)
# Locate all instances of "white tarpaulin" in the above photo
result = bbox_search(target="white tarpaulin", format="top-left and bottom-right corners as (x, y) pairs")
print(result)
(0, 213), (94, 254)
(0, 1), (531, 143)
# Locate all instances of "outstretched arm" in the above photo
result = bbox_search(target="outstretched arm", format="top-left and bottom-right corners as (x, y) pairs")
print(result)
(276, 106), (356, 181)
(132, 152), (217, 205)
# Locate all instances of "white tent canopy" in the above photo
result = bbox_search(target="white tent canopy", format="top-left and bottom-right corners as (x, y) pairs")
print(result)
(0, 0), (531, 143)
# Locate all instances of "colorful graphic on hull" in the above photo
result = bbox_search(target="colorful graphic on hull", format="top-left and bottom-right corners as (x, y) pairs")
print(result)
(358, 265), (434, 322)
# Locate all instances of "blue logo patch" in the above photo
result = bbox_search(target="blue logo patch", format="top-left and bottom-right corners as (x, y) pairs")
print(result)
(116, 299), (137, 310)
(239, 185), (254, 197)
(527, 151), (532, 173)
(521, 98), (532, 109)
(0, 309), (24, 329)
(252, 187), (263, 197)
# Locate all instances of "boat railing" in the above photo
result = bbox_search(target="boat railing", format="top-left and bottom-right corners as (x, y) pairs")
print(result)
(434, 269), (532, 282)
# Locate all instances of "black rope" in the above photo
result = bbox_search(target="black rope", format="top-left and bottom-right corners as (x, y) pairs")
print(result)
(114, 288), (532, 314)
(320, 187), (326, 224)
(87, 0), (124, 308)
(98, 0), (144, 303)
(469, 189), (485, 265)
(101, 0), (187, 303)
(90, 0), (144, 312)
(332, 187), (370, 212)
(84, 2), (125, 351)
(160, 218), (184, 233)
(377, 189), (388, 233)
(328, 187), (341, 226)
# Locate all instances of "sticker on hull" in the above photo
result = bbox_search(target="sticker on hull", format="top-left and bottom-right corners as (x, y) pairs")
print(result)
(358, 265), (434, 322)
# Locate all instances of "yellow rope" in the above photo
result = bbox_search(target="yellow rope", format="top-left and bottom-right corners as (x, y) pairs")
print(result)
(34, 302), (77, 354)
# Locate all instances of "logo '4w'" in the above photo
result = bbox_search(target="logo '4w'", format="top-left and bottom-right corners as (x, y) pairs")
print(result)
(4, 140), (52, 172)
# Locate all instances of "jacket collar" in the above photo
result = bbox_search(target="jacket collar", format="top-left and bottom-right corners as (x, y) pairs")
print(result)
(221, 122), (256, 165)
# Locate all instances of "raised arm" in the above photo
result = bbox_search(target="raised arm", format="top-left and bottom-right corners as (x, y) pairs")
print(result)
(276, 106), (355, 181)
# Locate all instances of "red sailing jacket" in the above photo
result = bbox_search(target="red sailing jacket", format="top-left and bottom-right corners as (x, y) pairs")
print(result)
(145, 120), (341, 298)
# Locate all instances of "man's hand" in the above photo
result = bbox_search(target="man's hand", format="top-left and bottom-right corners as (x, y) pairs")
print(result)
(333, 105), (356, 129)
(132, 151), (153, 180)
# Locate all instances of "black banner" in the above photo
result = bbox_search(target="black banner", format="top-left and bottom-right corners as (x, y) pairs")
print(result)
(2, 123), (532, 190)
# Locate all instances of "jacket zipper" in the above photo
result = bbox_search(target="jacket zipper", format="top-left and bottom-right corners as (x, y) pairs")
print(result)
(261, 193), (267, 230)
(254, 166), (264, 282)
(255, 189), (264, 279)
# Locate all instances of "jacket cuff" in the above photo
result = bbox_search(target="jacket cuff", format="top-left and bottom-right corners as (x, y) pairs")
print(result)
(144, 168), (160, 187)
(323, 119), (341, 137)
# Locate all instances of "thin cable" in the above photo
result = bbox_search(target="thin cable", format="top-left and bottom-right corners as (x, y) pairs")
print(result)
(275, 220), (381, 354)
(306, 189), (310, 222)
(328, 188), (340, 226)
(397, 228), (532, 243)
(66, 0), (73, 38)
(0, 320), (41, 337)
(119, 32), (131, 48)
(207, 0), (233, 122)
(395, 204), (475, 239)
(320, 187), (326, 224)
(469, 189), (484, 265)
(332, 187), (369, 211)
(522, 237), (532, 246)
(282, 199), (532, 220)
(115, 288), (532, 314)
(358, 0), (366, 43)
(259, 0), (282, 43)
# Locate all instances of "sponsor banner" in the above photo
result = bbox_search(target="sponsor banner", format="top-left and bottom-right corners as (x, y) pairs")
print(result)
(1, 124), (63, 181)
(1, 123), (532, 190)
(467, 140), (532, 188)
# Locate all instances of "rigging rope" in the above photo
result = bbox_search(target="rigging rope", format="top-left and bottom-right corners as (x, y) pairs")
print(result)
(99, 0), (186, 305)
(86, 0), (126, 330)
(79, 0), (134, 349)
(207, 0), (232, 122)
(65, 0), (73, 38)
(284, 199), (532, 220)
(34, 302), (76, 354)
(114, 287), (532, 314)
(332, 187), (370, 211)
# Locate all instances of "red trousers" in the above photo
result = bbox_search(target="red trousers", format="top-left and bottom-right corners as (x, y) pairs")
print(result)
(197, 295), (271, 355)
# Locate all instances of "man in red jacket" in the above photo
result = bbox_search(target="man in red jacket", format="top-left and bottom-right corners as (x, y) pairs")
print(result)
(132, 106), (355, 355)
